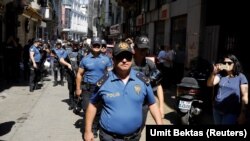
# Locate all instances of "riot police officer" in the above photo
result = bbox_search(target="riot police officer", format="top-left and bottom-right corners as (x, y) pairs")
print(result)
(132, 35), (165, 130)
(51, 39), (65, 86)
(60, 40), (83, 110)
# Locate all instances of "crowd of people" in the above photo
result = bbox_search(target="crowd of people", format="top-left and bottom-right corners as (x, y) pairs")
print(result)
(2, 34), (249, 140)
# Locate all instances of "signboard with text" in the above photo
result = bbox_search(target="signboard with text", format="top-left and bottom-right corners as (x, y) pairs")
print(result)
(160, 4), (169, 20)
(110, 24), (121, 35)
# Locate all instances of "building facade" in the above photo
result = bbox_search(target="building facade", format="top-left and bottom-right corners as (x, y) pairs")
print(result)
(61, 0), (88, 41)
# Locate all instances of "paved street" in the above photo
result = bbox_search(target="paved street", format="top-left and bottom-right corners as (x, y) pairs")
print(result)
(0, 76), (177, 141)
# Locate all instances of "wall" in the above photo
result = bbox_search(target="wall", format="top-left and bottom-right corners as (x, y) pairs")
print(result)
(17, 16), (36, 46)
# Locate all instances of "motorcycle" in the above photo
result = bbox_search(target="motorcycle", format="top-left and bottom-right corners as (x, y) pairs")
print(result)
(176, 57), (213, 125)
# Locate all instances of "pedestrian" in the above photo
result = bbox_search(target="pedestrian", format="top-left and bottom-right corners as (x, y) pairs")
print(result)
(29, 38), (42, 92)
(207, 54), (248, 124)
(132, 35), (165, 119)
(163, 45), (175, 88)
(76, 37), (113, 138)
(83, 41), (163, 141)
(157, 45), (167, 87)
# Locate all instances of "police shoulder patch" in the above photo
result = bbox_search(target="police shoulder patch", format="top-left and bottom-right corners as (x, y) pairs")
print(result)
(136, 72), (150, 85)
(96, 72), (109, 87)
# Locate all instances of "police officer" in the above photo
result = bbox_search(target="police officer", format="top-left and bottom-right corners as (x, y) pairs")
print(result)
(60, 40), (83, 110)
(132, 35), (165, 125)
(51, 39), (65, 86)
(84, 41), (163, 141)
(100, 39), (107, 55)
(29, 38), (42, 92)
(76, 37), (113, 138)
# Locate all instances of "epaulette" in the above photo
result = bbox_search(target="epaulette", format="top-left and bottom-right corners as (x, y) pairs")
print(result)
(136, 72), (150, 86)
(96, 73), (109, 87)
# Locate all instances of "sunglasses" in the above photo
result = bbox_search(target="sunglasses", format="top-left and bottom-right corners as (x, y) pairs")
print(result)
(115, 52), (133, 61)
(92, 44), (101, 48)
(222, 61), (234, 65)
(101, 45), (107, 48)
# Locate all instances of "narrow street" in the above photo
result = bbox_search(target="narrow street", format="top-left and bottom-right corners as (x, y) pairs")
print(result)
(0, 76), (177, 141)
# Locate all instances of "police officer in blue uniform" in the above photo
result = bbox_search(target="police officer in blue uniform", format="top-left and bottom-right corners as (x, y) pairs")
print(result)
(84, 41), (163, 141)
(51, 39), (65, 86)
(132, 35), (165, 122)
(60, 40), (83, 110)
(76, 37), (113, 138)
(29, 38), (42, 92)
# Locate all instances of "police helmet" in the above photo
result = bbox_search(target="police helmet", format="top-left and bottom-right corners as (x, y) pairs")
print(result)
(56, 39), (63, 45)
(135, 35), (150, 49)
(101, 39), (107, 45)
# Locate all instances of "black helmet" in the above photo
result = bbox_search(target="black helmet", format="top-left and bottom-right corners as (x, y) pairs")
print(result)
(135, 35), (150, 49)
(56, 39), (62, 45)
(101, 39), (107, 45)
(73, 40), (79, 45)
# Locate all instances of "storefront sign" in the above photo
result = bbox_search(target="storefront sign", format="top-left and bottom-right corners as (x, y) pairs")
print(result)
(160, 4), (169, 20)
(110, 24), (121, 35)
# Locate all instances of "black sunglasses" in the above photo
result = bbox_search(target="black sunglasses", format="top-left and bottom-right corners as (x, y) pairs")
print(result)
(115, 52), (133, 61)
(223, 61), (234, 65)
(92, 44), (101, 48)
(101, 45), (107, 48)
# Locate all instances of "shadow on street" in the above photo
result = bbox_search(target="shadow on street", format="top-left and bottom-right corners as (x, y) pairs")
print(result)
(0, 121), (15, 136)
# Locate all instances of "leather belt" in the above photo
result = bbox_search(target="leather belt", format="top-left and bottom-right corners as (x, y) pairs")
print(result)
(81, 82), (97, 92)
(100, 127), (141, 140)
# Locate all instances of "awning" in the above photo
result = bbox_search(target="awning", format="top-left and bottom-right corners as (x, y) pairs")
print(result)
(22, 6), (42, 21)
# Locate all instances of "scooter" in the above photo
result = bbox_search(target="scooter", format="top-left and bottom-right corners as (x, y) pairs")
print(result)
(176, 57), (213, 125)
(176, 77), (203, 125)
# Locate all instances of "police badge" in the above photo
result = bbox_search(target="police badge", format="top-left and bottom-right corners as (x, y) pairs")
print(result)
(134, 84), (141, 95)
(119, 42), (129, 50)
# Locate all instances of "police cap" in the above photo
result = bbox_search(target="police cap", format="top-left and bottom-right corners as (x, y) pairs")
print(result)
(91, 37), (101, 45)
(113, 41), (133, 56)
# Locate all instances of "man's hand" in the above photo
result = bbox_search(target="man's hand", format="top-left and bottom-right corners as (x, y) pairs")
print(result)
(159, 107), (164, 119)
(84, 131), (94, 141)
(33, 63), (37, 69)
(67, 64), (72, 70)
(76, 89), (82, 97)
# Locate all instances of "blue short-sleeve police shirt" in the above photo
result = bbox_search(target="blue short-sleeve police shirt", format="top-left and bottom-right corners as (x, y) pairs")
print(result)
(90, 69), (156, 135)
(79, 53), (112, 84)
(29, 45), (41, 62)
(53, 48), (66, 59)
